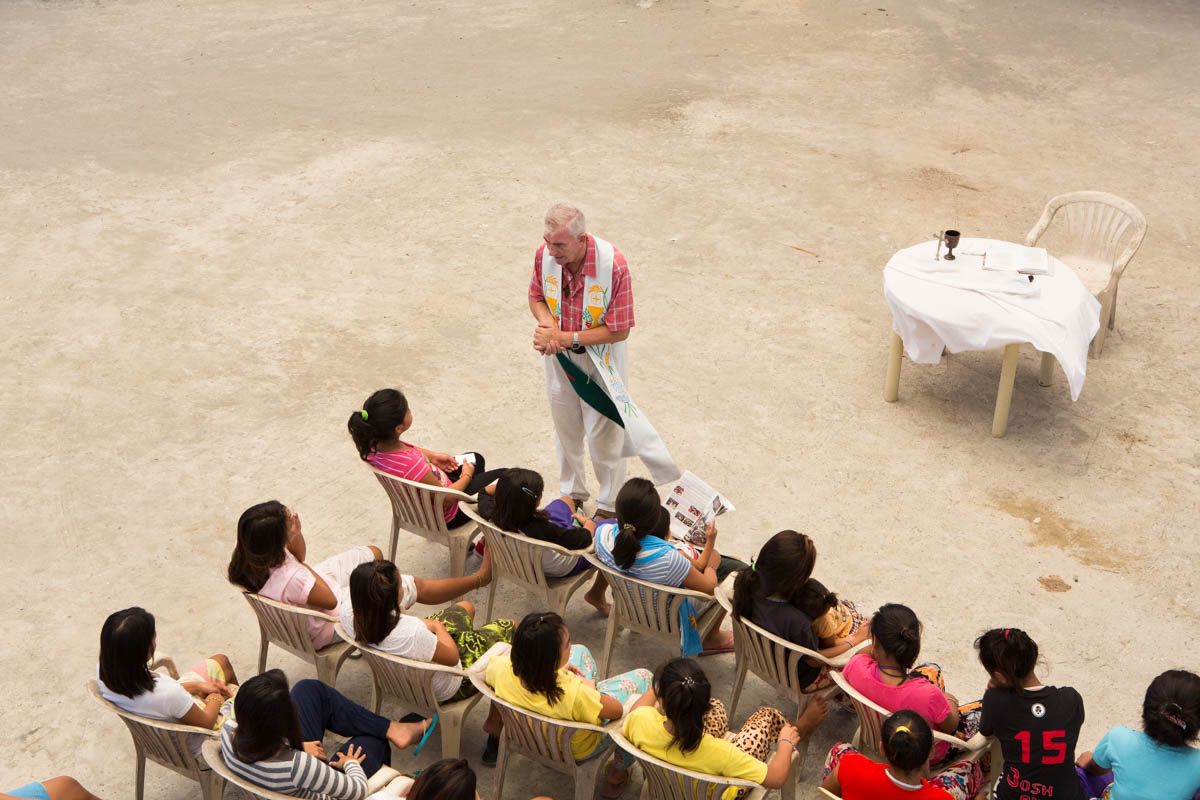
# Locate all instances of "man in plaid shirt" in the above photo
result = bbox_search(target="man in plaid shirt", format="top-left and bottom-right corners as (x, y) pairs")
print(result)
(528, 203), (634, 519)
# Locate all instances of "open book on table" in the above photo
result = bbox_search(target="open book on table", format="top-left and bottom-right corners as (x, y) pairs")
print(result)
(662, 470), (734, 547)
(982, 243), (1053, 276)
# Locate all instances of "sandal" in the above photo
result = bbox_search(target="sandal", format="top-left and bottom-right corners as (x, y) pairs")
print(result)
(412, 714), (438, 757)
(699, 630), (735, 656)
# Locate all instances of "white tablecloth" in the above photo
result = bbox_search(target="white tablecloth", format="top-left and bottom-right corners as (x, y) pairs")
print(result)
(883, 238), (1101, 400)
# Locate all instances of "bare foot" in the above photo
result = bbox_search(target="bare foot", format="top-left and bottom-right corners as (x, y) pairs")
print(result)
(795, 694), (829, 737)
(584, 587), (612, 616)
(700, 629), (734, 652)
(387, 718), (429, 749)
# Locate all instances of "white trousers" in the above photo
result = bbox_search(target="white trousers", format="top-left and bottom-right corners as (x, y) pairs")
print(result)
(543, 350), (627, 511)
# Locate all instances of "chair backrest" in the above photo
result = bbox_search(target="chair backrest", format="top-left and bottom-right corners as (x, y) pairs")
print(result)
(714, 580), (841, 701)
(87, 679), (213, 780)
(828, 671), (968, 758)
(461, 505), (590, 591)
(466, 643), (609, 773)
(584, 553), (713, 642)
(818, 789), (841, 799)
(370, 466), (473, 538)
(1025, 191), (1147, 279)
(241, 591), (334, 661)
(201, 738), (297, 800)
(333, 622), (467, 712)
(608, 727), (766, 800)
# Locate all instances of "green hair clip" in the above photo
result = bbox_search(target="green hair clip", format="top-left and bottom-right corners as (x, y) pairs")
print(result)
(750, 559), (756, 572)
(360, 409), (368, 421)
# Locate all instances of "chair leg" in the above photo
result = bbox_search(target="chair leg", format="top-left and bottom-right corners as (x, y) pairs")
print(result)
(599, 609), (619, 678)
(257, 625), (269, 674)
(197, 768), (224, 800)
(389, 516), (400, 562)
(1109, 284), (1118, 330)
(1091, 293), (1115, 358)
(727, 657), (748, 721)
(493, 737), (511, 800)
(134, 746), (147, 800)
(372, 676), (383, 714)
(992, 343), (1020, 438)
(575, 752), (606, 800)
(484, 573), (499, 623)
(316, 649), (352, 688)
(449, 532), (471, 578)
(439, 709), (464, 759)
(1038, 351), (1054, 387)
(884, 332), (903, 402)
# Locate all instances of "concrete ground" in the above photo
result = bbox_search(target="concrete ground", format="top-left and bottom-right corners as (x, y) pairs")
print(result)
(2, 0), (1197, 796)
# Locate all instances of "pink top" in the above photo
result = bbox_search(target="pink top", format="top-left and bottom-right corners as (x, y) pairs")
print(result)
(258, 551), (342, 649)
(368, 443), (457, 523)
(842, 654), (954, 762)
(528, 234), (635, 332)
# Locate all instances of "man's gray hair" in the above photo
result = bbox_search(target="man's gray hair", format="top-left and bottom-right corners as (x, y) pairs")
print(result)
(544, 202), (586, 237)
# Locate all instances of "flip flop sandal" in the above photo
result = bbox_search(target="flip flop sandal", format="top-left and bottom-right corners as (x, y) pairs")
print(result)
(699, 631), (735, 656)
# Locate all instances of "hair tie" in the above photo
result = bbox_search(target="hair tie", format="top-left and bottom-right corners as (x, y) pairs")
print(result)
(681, 676), (695, 688)
(621, 523), (636, 534)
(750, 559), (756, 573)
(894, 725), (911, 734)
(360, 409), (368, 421)
(1004, 628), (1010, 640)
(1162, 704), (1188, 730)
(521, 486), (537, 498)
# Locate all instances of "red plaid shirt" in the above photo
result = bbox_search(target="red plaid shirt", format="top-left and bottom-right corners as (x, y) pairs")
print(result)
(529, 234), (635, 332)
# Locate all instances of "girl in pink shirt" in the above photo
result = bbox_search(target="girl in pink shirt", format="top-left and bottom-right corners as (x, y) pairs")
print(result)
(348, 388), (507, 528)
(842, 604), (983, 767)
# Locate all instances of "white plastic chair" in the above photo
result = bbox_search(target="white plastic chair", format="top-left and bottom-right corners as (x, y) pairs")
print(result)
(87, 677), (224, 800)
(240, 591), (354, 686)
(584, 553), (724, 678)
(459, 505), (597, 621)
(201, 739), (409, 799)
(1025, 191), (1147, 357)
(818, 789), (840, 799)
(608, 726), (798, 800)
(829, 670), (1000, 788)
(368, 465), (479, 575)
(467, 643), (615, 800)
(333, 621), (483, 759)
(713, 579), (870, 779)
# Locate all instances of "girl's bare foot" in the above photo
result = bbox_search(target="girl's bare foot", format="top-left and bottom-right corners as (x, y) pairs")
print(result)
(584, 587), (611, 616)
(387, 718), (429, 749)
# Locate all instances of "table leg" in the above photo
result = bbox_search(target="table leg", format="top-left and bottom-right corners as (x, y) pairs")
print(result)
(992, 343), (1020, 438)
(885, 333), (903, 402)
(1038, 352), (1055, 387)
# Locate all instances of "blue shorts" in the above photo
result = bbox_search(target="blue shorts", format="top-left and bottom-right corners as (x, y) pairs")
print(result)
(6, 784), (51, 800)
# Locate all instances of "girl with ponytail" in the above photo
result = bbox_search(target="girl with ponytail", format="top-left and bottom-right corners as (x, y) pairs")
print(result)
(344, 559), (514, 761)
(731, 531), (871, 689)
(593, 478), (734, 653)
(1078, 669), (1200, 800)
(974, 628), (1090, 800)
(821, 710), (981, 799)
(842, 604), (984, 771)
(347, 388), (508, 529)
(622, 657), (823, 797)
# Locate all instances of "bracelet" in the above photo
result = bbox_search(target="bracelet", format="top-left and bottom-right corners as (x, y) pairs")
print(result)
(474, 573), (482, 589)
(778, 737), (798, 751)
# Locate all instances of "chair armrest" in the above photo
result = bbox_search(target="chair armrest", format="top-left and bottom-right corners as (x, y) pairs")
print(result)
(959, 732), (992, 752)
(827, 639), (872, 669)
(466, 641), (511, 679)
(151, 655), (180, 679)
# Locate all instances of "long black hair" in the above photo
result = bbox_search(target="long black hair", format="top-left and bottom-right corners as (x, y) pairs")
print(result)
(231, 669), (303, 763)
(349, 560), (402, 646)
(731, 530), (817, 621)
(98, 607), (157, 698)
(511, 612), (567, 705)
(871, 603), (922, 670)
(612, 478), (669, 570)
(656, 658), (711, 754)
(347, 388), (409, 461)
(880, 710), (934, 771)
(1142, 669), (1200, 747)
(794, 577), (838, 621)
(490, 468), (548, 532)
(408, 758), (477, 800)
(975, 628), (1039, 689)
(228, 501), (289, 593)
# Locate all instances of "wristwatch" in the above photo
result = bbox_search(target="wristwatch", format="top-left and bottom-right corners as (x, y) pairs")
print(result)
(572, 331), (580, 348)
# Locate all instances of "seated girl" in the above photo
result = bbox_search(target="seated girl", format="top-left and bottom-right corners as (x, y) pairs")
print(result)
(593, 478), (733, 653)
(621, 657), (824, 799)
(2, 778), (100, 800)
(399, 758), (552, 800)
(96, 607), (238, 741)
(842, 604), (982, 768)
(975, 627), (1088, 800)
(731, 530), (871, 688)
(229, 500), (492, 650)
(484, 468), (610, 615)
(485, 611), (653, 798)
(821, 710), (980, 800)
(220, 669), (429, 799)
(1077, 669), (1200, 800)
(344, 559), (514, 761)
(794, 577), (867, 650)
(348, 388), (506, 529)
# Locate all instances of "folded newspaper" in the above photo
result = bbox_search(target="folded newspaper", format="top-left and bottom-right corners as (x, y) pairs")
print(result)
(663, 470), (734, 546)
